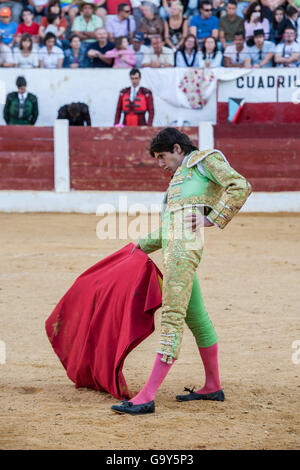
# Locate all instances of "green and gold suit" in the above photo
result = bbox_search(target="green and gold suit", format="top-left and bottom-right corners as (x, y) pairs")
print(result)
(139, 149), (252, 364)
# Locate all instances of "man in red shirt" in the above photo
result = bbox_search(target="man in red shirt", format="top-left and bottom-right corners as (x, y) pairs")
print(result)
(15, 7), (39, 44)
(114, 67), (154, 126)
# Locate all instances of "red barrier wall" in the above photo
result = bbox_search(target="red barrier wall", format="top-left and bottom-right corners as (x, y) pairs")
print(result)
(214, 123), (300, 191)
(1, 124), (300, 193)
(69, 126), (198, 191)
(217, 102), (300, 124)
(0, 126), (54, 190)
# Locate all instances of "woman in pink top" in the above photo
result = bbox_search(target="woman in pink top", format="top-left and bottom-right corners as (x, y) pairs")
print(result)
(244, 2), (270, 44)
(104, 36), (137, 69)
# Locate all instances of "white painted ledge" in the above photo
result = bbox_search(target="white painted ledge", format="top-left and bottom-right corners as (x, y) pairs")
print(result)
(0, 191), (300, 213)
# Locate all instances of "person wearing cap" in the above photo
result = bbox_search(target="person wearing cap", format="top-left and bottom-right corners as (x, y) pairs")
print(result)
(106, 3), (136, 43)
(129, 31), (149, 67)
(0, 29), (13, 65)
(0, 7), (17, 46)
(85, 27), (115, 67)
(3, 76), (38, 125)
(0, 1), (22, 24)
(114, 67), (154, 126)
(71, 0), (104, 48)
(247, 28), (274, 68)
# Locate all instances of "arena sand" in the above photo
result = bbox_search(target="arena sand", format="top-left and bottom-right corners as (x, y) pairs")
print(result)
(0, 212), (299, 450)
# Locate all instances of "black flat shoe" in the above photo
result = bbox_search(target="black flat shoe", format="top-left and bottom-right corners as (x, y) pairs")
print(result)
(176, 387), (225, 402)
(111, 400), (155, 415)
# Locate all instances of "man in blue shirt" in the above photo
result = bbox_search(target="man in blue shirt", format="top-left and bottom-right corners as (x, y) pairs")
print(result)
(0, 7), (17, 46)
(247, 29), (274, 68)
(189, 1), (219, 44)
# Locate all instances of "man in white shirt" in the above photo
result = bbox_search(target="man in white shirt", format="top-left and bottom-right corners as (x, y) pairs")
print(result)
(142, 34), (174, 68)
(0, 31), (13, 66)
(275, 26), (300, 68)
(224, 31), (251, 68)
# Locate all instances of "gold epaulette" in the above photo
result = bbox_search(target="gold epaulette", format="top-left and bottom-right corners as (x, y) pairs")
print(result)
(186, 149), (222, 168)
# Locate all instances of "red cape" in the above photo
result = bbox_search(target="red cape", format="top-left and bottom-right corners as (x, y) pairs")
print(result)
(45, 243), (162, 399)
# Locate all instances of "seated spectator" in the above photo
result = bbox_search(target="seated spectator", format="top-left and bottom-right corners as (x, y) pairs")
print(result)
(86, 27), (114, 67)
(27, 0), (48, 19)
(275, 26), (300, 67)
(71, 0), (104, 48)
(175, 33), (199, 67)
(132, 0), (160, 27)
(63, 34), (86, 67)
(13, 33), (39, 67)
(270, 6), (287, 45)
(142, 34), (174, 66)
(104, 35), (137, 68)
(244, 2), (270, 45)
(3, 76), (38, 125)
(164, 1), (188, 52)
(137, 2), (164, 45)
(39, 31), (64, 67)
(39, 1), (67, 44)
(285, 5), (299, 32)
(198, 35), (223, 67)
(219, 0), (244, 50)
(129, 31), (149, 67)
(0, 7), (17, 47)
(0, 1), (22, 24)
(106, 3), (136, 43)
(224, 30), (251, 67)
(0, 30), (13, 65)
(189, 0), (219, 45)
(287, 0), (300, 14)
(57, 102), (91, 126)
(94, 1), (107, 24)
(247, 28), (274, 67)
(260, 0), (286, 23)
(59, 0), (80, 26)
(182, 0), (200, 19)
(15, 8), (39, 45)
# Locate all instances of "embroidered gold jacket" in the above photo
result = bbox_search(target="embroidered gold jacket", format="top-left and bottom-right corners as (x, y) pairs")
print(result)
(139, 149), (252, 253)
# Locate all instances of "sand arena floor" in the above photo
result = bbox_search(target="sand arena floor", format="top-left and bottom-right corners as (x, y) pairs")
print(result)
(0, 212), (299, 450)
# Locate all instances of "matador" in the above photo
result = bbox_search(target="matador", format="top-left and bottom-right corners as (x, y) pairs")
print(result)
(111, 127), (252, 415)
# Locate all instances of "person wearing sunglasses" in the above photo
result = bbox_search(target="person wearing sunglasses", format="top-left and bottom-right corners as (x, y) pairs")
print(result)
(189, 0), (219, 45)
(106, 3), (136, 43)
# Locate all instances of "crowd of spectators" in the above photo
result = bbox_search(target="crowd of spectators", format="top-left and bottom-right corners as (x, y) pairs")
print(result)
(1, 0), (300, 68)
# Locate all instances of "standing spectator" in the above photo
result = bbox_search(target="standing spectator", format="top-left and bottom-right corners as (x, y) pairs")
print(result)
(131, 0), (160, 27)
(224, 30), (251, 67)
(189, 1), (219, 45)
(198, 35), (223, 67)
(114, 68), (154, 126)
(270, 6), (287, 44)
(86, 27), (114, 67)
(39, 1), (67, 43)
(63, 34), (86, 67)
(15, 8), (39, 45)
(71, 0), (104, 49)
(219, 0), (245, 50)
(104, 35), (137, 68)
(39, 32), (64, 67)
(137, 2), (164, 45)
(0, 30), (13, 64)
(0, 0), (22, 24)
(175, 33), (199, 67)
(129, 31), (149, 67)
(142, 34), (174, 66)
(244, 2), (270, 45)
(106, 3), (136, 43)
(247, 28), (274, 67)
(164, 1), (188, 52)
(274, 25), (300, 67)
(0, 7), (17, 46)
(3, 76), (38, 125)
(57, 102), (91, 125)
(13, 33), (39, 67)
